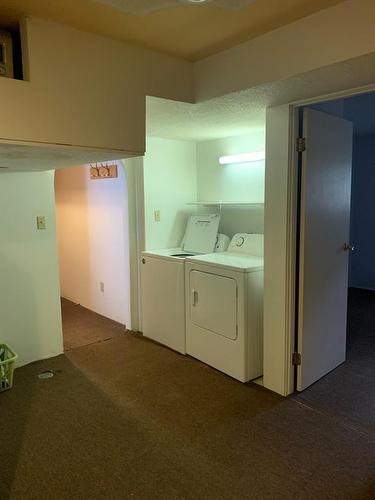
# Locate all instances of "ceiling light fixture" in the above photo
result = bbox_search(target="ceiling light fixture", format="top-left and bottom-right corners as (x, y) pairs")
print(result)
(95, 0), (256, 15)
(219, 152), (265, 165)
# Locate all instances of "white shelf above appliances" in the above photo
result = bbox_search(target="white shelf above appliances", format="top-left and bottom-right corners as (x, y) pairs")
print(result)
(187, 201), (264, 207)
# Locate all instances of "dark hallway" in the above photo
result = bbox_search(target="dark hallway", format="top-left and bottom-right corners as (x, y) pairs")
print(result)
(295, 287), (375, 437)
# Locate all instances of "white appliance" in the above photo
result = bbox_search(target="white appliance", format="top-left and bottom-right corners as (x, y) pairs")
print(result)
(215, 233), (230, 252)
(185, 233), (264, 382)
(141, 214), (221, 354)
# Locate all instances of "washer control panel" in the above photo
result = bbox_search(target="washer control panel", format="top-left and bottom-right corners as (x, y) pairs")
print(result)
(234, 235), (245, 247)
(227, 233), (264, 256)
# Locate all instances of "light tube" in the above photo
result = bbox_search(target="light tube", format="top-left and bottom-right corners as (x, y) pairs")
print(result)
(219, 152), (265, 165)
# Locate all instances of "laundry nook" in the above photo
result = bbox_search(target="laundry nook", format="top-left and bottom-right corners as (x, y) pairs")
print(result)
(140, 97), (265, 382)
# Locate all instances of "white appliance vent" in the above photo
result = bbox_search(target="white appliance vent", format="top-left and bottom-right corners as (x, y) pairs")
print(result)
(94, 0), (257, 16)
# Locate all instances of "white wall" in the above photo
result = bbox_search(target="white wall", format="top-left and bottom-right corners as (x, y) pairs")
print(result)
(0, 171), (63, 366)
(0, 17), (193, 156)
(143, 137), (197, 250)
(122, 157), (144, 331)
(142, 133), (265, 251)
(5, 1), (375, 157)
(194, 0), (375, 101)
(55, 162), (131, 326)
(196, 132), (265, 237)
(263, 104), (296, 396)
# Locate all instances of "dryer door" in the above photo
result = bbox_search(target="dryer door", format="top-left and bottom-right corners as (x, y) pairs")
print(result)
(190, 270), (237, 340)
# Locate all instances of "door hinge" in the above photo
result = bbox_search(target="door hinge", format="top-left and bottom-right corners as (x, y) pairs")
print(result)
(296, 137), (306, 153)
(292, 352), (302, 366)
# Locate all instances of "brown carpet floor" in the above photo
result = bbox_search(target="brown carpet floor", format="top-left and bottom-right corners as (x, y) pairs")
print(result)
(61, 298), (125, 351)
(1, 291), (375, 499)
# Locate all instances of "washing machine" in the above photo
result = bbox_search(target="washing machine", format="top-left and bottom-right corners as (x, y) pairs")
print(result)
(185, 233), (264, 382)
(141, 214), (227, 354)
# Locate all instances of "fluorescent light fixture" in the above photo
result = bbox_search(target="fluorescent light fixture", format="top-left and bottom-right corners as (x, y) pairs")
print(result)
(219, 152), (265, 165)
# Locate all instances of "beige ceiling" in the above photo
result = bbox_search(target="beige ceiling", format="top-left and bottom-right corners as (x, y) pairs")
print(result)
(0, 0), (346, 60)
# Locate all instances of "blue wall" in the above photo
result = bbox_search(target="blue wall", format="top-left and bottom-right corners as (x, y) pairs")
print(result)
(349, 135), (375, 290)
(310, 98), (375, 289)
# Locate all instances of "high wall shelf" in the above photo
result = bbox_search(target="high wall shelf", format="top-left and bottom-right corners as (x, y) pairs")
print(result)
(0, 21), (27, 81)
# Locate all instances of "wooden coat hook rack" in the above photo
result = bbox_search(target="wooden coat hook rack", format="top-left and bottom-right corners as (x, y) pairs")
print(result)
(89, 163), (118, 180)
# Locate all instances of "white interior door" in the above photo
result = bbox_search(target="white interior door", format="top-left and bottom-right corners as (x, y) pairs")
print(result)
(297, 108), (353, 391)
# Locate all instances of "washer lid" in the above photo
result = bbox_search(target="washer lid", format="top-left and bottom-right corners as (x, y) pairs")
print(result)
(183, 214), (220, 254)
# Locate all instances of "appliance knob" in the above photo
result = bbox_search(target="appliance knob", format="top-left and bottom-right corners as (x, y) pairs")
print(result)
(142, 258), (146, 264)
(236, 236), (245, 247)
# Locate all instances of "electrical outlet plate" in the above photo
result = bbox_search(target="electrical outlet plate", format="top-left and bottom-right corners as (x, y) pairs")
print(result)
(36, 216), (46, 230)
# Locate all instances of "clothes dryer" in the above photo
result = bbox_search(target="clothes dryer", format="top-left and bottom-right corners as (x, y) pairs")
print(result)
(185, 233), (264, 381)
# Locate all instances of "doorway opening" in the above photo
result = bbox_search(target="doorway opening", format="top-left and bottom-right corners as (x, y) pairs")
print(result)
(293, 92), (375, 423)
(54, 161), (131, 351)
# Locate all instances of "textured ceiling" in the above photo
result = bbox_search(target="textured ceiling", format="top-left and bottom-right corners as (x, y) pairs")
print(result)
(0, 141), (131, 172)
(94, 0), (256, 16)
(0, 0), (346, 60)
(147, 51), (375, 142)
(146, 94), (265, 141)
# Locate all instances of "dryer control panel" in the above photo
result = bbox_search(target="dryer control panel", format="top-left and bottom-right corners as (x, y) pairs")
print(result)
(227, 233), (264, 256)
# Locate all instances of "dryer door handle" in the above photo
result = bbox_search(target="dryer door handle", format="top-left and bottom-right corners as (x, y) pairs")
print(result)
(192, 289), (198, 306)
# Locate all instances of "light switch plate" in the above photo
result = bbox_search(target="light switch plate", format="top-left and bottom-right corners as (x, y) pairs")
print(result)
(154, 210), (161, 222)
(36, 216), (46, 230)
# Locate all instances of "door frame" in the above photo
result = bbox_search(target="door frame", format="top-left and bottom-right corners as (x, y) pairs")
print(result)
(122, 156), (145, 332)
(264, 82), (375, 397)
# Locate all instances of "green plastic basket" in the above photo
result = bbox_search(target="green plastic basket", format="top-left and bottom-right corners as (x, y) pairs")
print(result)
(0, 344), (17, 392)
